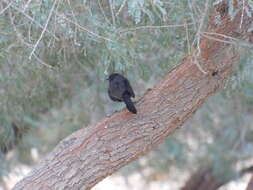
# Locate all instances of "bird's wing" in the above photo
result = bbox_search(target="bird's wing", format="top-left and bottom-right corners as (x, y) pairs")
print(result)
(124, 79), (135, 98)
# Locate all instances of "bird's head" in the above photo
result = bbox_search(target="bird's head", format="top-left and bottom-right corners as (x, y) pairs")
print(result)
(107, 73), (121, 81)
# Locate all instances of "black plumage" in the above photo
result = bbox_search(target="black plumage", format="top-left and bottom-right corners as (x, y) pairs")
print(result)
(107, 73), (137, 114)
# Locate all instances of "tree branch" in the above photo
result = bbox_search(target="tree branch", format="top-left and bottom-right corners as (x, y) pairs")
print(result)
(13, 1), (253, 190)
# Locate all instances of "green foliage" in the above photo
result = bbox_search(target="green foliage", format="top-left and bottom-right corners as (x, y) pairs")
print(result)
(0, 0), (252, 188)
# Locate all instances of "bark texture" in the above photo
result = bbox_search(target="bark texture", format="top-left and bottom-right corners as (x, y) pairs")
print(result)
(14, 1), (253, 190)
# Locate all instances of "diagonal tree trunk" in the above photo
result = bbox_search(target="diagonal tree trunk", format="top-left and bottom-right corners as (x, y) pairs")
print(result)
(13, 1), (253, 190)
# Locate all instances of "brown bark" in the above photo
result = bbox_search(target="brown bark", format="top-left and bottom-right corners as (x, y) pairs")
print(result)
(247, 175), (253, 190)
(13, 1), (253, 190)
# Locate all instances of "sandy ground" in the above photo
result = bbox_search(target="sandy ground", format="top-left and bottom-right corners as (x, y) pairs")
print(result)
(2, 165), (251, 190)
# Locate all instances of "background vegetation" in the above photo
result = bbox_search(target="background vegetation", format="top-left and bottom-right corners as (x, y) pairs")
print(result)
(0, 0), (252, 189)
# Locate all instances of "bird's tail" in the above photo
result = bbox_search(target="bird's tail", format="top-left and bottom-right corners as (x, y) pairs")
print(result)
(123, 93), (137, 114)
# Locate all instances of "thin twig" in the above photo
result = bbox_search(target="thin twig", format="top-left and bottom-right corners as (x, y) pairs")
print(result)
(33, 54), (54, 69)
(202, 32), (239, 41)
(185, 20), (191, 55)
(29, 0), (58, 59)
(109, 0), (115, 25)
(201, 33), (235, 45)
(119, 23), (194, 34)
(187, 0), (197, 30)
(23, 0), (32, 12)
(0, 1), (12, 15)
(50, 0), (61, 48)
(240, 0), (245, 29)
(28, 21), (32, 42)
(7, 2), (59, 40)
(193, 58), (208, 74)
(203, 31), (253, 46)
(196, 0), (209, 56)
(116, 0), (127, 17)
(67, 0), (80, 46)
(56, 13), (114, 42)
(202, 32), (253, 48)
(193, 0), (210, 74)
(8, 9), (53, 68)
(8, 9), (33, 48)
(97, 0), (110, 24)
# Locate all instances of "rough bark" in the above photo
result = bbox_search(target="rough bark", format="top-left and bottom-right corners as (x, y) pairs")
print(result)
(13, 1), (253, 190)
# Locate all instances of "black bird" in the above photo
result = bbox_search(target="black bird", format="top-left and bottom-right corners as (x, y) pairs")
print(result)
(107, 73), (137, 114)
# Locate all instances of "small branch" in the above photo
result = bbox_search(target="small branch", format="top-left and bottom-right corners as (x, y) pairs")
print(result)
(187, 0), (197, 31)
(33, 54), (54, 69)
(3, 0), (59, 40)
(8, 9), (53, 69)
(201, 33), (235, 45)
(23, 0), (32, 12)
(8, 9), (33, 48)
(67, 0), (80, 46)
(0, 1), (11, 15)
(192, 57), (208, 75)
(240, 0), (245, 29)
(196, 0), (209, 55)
(109, 0), (115, 25)
(185, 20), (191, 55)
(202, 32), (253, 48)
(56, 13), (114, 42)
(116, 0), (127, 17)
(202, 32), (239, 41)
(97, 0), (110, 24)
(119, 23), (194, 34)
(193, 0), (210, 75)
(29, 0), (58, 59)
